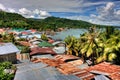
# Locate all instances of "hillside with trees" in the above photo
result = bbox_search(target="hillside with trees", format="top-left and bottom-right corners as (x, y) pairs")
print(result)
(0, 11), (114, 30)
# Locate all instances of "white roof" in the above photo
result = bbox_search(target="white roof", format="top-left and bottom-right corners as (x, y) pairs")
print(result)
(53, 46), (66, 54)
(0, 43), (20, 55)
(52, 41), (65, 45)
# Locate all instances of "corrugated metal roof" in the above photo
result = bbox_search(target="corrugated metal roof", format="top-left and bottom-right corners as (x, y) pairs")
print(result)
(32, 58), (61, 67)
(15, 62), (81, 80)
(38, 41), (54, 47)
(46, 74), (81, 80)
(53, 46), (66, 54)
(87, 62), (120, 80)
(94, 75), (110, 80)
(32, 54), (54, 59)
(30, 47), (57, 56)
(110, 72), (120, 80)
(14, 62), (62, 80)
(52, 41), (65, 45)
(0, 43), (20, 55)
(87, 62), (120, 75)
(54, 54), (80, 62)
(76, 63), (89, 69)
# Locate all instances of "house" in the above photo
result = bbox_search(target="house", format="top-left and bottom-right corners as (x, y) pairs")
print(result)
(0, 43), (20, 63)
(52, 41), (67, 54)
(29, 39), (43, 45)
(30, 47), (57, 56)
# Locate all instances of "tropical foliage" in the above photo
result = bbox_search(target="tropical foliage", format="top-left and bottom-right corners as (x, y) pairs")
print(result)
(41, 33), (48, 41)
(0, 61), (16, 80)
(64, 36), (80, 56)
(0, 33), (15, 43)
(64, 27), (120, 65)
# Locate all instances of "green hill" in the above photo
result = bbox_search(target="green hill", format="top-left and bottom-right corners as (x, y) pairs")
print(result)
(0, 11), (26, 21)
(0, 11), (111, 30)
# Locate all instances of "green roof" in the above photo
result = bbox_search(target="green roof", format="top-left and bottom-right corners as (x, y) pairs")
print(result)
(38, 41), (54, 47)
(12, 28), (25, 32)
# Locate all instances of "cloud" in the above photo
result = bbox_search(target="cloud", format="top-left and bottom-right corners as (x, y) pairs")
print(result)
(18, 8), (51, 19)
(32, 9), (51, 19)
(40, 10), (51, 17)
(66, 15), (90, 21)
(92, 2), (120, 26)
(8, 8), (16, 13)
(19, 8), (31, 15)
(0, 0), (107, 13)
(0, 3), (6, 10)
(0, 3), (51, 19)
(92, 2), (120, 21)
(66, 2), (120, 26)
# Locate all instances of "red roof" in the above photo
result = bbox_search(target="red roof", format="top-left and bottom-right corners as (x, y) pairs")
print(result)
(30, 29), (37, 33)
(48, 39), (55, 43)
(30, 47), (57, 56)
(21, 31), (29, 35)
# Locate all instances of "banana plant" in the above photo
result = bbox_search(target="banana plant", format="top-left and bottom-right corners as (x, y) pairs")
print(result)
(64, 36), (81, 56)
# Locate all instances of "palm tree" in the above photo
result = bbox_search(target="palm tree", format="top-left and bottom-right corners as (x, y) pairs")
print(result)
(80, 27), (101, 64)
(96, 35), (120, 63)
(64, 27), (120, 65)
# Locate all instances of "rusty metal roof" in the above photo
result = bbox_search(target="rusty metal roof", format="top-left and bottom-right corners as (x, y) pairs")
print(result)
(87, 62), (120, 75)
(32, 58), (62, 67)
(14, 59), (81, 80)
(30, 47), (57, 56)
(87, 62), (120, 80)
(57, 63), (81, 75)
(67, 59), (84, 66)
(31, 54), (120, 80)
(54, 54), (80, 62)
(109, 72), (120, 80)
(18, 41), (31, 46)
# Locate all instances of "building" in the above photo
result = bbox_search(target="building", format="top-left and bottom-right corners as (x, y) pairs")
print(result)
(0, 43), (20, 63)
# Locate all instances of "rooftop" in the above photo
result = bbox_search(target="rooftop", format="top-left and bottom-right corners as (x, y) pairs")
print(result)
(30, 47), (57, 56)
(14, 53), (120, 80)
(14, 60), (80, 80)
(0, 43), (19, 55)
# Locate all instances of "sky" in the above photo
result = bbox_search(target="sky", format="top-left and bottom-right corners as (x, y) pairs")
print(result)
(0, 0), (120, 26)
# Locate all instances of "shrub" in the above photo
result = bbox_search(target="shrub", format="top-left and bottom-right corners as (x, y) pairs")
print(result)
(0, 61), (16, 80)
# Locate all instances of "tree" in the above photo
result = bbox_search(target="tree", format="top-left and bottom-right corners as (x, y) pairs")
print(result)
(97, 34), (120, 64)
(41, 33), (48, 41)
(64, 36), (81, 56)
(79, 27), (102, 64)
